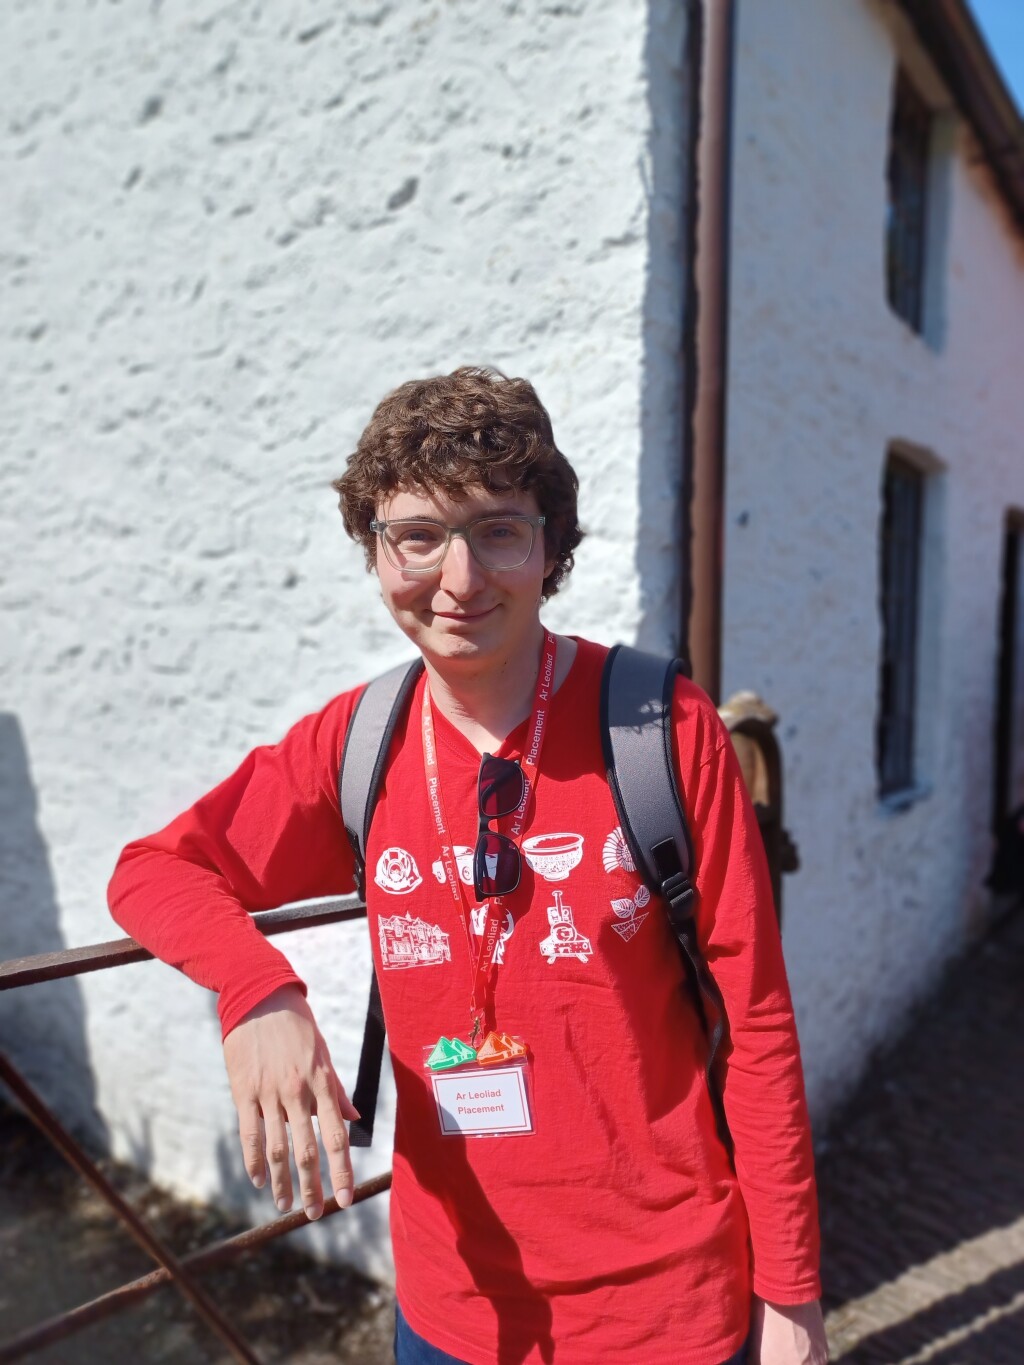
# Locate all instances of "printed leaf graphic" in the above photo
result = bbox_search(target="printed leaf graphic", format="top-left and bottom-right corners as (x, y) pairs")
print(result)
(611, 897), (636, 919)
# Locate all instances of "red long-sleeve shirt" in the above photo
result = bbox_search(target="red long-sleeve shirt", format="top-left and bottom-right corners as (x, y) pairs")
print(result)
(109, 637), (820, 1364)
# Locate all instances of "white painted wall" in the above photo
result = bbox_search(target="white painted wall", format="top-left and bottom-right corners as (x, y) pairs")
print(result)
(0, 0), (688, 1278)
(724, 0), (1024, 1120)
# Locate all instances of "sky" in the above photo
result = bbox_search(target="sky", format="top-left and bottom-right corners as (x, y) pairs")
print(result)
(969, 0), (1024, 114)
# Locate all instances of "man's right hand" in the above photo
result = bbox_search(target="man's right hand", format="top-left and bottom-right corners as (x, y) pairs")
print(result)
(222, 984), (359, 1220)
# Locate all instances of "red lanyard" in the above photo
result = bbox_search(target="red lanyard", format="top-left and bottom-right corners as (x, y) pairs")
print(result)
(421, 631), (557, 1040)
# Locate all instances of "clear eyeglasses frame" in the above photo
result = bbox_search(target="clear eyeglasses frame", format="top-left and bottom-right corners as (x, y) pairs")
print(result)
(369, 514), (546, 573)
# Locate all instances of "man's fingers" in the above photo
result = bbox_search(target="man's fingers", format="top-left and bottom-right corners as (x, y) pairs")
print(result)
(286, 1101), (325, 1220)
(238, 1103), (266, 1190)
(315, 1082), (355, 1209)
(264, 1105), (294, 1213)
(338, 1087), (361, 1123)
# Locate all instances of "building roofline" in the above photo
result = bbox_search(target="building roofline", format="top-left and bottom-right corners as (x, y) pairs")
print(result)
(896, 0), (1024, 233)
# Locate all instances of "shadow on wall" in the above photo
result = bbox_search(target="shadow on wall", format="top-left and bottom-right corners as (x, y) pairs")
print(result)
(0, 712), (108, 1147)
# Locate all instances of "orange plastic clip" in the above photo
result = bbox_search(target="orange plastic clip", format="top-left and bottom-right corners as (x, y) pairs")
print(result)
(475, 1031), (528, 1066)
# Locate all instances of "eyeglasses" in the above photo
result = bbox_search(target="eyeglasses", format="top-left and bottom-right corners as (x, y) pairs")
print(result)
(369, 514), (546, 573)
(474, 754), (525, 900)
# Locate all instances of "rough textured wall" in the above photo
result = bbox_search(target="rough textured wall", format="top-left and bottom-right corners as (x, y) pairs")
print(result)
(725, 0), (1024, 1121)
(0, 0), (688, 1278)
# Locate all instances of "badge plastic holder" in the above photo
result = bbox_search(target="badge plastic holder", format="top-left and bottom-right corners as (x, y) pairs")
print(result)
(422, 1033), (535, 1137)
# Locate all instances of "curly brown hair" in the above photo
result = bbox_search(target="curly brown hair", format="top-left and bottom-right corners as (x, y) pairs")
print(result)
(333, 366), (584, 598)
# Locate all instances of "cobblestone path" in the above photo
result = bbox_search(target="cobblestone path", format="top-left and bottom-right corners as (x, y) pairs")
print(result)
(819, 905), (1024, 1363)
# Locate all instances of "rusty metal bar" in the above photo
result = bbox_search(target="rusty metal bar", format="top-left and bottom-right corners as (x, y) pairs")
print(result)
(0, 1172), (393, 1363)
(0, 897), (367, 991)
(687, 0), (736, 703)
(0, 1051), (265, 1365)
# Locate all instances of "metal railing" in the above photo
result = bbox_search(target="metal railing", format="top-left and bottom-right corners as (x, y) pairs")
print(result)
(0, 897), (384, 1365)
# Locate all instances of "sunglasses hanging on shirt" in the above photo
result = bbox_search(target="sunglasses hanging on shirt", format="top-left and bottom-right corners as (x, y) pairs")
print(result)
(474, 754), (526, 900)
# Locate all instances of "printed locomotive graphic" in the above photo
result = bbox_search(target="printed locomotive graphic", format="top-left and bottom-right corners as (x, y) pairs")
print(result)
(538, 890), (592, 964)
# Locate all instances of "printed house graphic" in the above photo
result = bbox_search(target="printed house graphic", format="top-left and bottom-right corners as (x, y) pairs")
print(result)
(379, 913), (452, 969)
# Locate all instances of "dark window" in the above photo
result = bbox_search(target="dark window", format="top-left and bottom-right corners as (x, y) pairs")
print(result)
(993, 517), (1024, 829)
(886, 72), (932, 333)
(878, 456), (924, 795)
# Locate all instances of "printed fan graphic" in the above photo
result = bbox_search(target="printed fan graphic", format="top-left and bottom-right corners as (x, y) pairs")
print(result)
(609, 884), (650, 943)
(602, 827), (636, 873)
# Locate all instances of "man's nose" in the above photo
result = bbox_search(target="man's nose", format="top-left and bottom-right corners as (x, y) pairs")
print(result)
(438, 532), (485, 596)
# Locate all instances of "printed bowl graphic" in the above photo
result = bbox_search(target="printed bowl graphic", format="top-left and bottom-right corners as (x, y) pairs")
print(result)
(522, 833), (584, 882)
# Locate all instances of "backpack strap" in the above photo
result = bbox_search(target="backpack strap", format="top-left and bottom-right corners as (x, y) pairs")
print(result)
(600, 644), (733, 1154)
(340, 659), (425, 900)
(340, 657), (424, 1147)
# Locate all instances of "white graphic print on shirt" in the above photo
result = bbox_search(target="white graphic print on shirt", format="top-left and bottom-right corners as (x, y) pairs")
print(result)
(609, 884), (651, 943)
(538, 890), (593, 964)
(602, 826), (636, 873)
(470, 903), (516, 964)
(522, 832), (584, 882)
(379, 913), (451, 969)
(432, 845), (474, 886)
(603, 828), (650, 943)
(374, 846), (423, 894)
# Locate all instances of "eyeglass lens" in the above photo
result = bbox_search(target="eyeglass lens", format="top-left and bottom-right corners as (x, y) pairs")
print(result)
(474, 831), (521, 898)
(474, 755), (525, 898)
(383, 518), (537, 571)
(478, 755), (525, 819)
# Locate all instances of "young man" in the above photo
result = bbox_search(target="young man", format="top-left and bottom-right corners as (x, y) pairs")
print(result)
(109, 367), (827, 1364)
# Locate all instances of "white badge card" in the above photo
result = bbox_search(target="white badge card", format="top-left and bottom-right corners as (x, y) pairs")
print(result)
(430, 1061), (535, 1138)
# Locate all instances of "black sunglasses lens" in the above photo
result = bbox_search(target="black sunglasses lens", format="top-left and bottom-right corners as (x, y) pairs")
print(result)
(474, 832), (521, 898)
(478, 756), (525, 819)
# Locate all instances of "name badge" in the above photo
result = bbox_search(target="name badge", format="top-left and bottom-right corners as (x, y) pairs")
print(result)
(430, 1062), (534, 1137)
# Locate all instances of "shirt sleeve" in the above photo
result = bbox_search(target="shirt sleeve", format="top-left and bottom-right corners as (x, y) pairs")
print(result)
(672, 678), (822, 1304)
(107, 689), (363, 1039)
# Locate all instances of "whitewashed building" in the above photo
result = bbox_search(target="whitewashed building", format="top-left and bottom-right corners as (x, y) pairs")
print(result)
(2, 0), (1022, 1279)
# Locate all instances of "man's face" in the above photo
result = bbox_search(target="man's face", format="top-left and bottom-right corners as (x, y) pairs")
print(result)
(373, 484), (555, 673)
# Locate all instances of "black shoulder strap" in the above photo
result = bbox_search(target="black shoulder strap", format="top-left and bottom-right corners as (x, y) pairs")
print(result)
(339, 658), (423, 1147)
(600, 644), (733, 1154)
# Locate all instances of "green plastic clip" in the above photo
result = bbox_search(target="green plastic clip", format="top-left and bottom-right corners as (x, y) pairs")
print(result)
(427, 1036), (477, 1071)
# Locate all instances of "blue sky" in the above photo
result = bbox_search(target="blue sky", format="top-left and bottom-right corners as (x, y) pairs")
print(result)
(969, 0), (1024, 114)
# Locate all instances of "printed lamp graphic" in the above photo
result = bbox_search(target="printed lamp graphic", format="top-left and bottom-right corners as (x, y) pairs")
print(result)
(427, 1037), (478, 1071)
(475, 1031), (528, 1066)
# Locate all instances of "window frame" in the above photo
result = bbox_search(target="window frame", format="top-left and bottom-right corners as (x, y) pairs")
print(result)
(877, 454), (926, 798)
(886, 69), (933, 335)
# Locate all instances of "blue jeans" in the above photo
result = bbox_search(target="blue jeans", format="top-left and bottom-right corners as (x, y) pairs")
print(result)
(394, 1305), (749, 1363)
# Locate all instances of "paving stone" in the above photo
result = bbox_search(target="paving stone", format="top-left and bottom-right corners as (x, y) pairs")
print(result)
(819, 904), (1024, 1363)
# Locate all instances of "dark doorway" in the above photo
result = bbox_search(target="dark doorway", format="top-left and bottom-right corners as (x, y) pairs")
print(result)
(993, 513), (1024, 830)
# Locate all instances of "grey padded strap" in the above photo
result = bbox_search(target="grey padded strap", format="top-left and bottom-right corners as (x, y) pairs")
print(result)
(338, 657), (423, 1148)
(600, 644), (733, 1155)
(339, 657), (424, 897)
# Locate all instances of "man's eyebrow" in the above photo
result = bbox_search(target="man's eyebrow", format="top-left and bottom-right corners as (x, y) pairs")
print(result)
(386, 501), (531, 523)
(470, 502), (531, 517)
